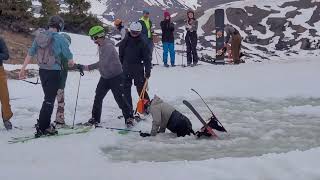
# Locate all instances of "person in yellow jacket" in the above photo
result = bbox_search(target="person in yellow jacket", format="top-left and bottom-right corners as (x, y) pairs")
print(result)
(138, 9), (154, 60)
(0, 37), (13, 130)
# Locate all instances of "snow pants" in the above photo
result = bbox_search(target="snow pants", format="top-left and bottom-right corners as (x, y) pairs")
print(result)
(92, 75), (133, 123)
(185, 32), (198, 65)
(167, 110), (194, 137)
(38, 69), (60, 131)
(55, 70), (68, 124)
(163, 42), (175, 65)
(123, 65), (150, 112)
(0, 66), (13, 121)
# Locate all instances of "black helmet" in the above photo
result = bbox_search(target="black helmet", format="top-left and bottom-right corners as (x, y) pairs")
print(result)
(48, 15), (64, 32)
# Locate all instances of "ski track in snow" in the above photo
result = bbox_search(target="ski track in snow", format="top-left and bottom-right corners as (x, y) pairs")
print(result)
(1, 33), (320, 179)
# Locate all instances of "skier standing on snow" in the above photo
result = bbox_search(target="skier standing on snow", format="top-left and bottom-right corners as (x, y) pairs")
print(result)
(185, 10), (199, 67)
(0, 37), (13, 130)
(54, 33), (72, 128)
(19, 16), (80, 137)
(160, 11), (175, 67)
(218, 24), (242, 64)
(140, 95), (194, 137)
(82, 25), (135, 127)
(114, 19), (127, 41)
(138, 9), (154, 60)
(119, 22), (151, 116)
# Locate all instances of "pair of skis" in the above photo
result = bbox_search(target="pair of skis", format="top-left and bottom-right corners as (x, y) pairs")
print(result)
(183, 89), (227, 139)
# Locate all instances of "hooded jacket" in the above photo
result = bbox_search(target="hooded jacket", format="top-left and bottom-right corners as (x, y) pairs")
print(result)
(149, 95), (176, 136)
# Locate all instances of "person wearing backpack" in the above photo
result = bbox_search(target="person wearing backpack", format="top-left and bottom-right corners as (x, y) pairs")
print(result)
(81, 25), (135, 127)
(160, 11), (175, 67)
(19, 16), (81, 137)
(119, 22), (152, 117)
(0, 37), (13, 130)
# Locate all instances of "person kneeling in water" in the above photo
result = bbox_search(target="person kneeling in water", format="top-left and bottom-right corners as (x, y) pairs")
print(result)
(140, 95), (194, 137)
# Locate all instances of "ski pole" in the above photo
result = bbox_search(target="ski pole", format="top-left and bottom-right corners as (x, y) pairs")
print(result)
(72, 73), (83, 129)
(191, 88), (228, 133)
(97, 126), (141, 133)
(21, 78), (41, 85)
(182, 32), (185, 66)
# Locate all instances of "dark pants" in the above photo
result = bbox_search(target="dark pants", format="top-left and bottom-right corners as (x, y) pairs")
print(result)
(92, 75), (133, 122)
(123, 65), (150, 112)
(185, 32), (198, 65)
(38, 69), (61, 131)
(167, 110), (193, 137)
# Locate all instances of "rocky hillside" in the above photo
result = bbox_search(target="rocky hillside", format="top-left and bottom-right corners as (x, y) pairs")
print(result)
(88, 0), (320, 60)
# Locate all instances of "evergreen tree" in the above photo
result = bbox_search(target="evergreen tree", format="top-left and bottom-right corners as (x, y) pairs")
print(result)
(40, 0), (60, 17)
(65, 0), (91, 15)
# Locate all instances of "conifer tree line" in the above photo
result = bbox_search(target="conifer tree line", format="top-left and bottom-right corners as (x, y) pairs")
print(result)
(0, 0), (102, 33)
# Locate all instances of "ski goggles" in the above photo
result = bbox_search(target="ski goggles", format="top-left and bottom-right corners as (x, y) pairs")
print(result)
(130, 30), (141, 36)
(91, 32), (106, 40)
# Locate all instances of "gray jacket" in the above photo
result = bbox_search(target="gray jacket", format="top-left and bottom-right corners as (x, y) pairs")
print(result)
(88, 38), (123, 79)
(185, 19), (198, 33)
(150, 95), (176, 136)
(0, 37), (9, 66)
(225, 25), (240, 43)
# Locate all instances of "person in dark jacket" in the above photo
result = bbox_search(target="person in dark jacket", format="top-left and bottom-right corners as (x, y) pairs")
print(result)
(185, 10), (199, 66)
(0, 37), (13, 130)
(119, 22), (151, 115)
(138, 9), (154, 61)
(140, 95), (194, 137)
(83, 25), (135, 127)
(160, 11), (175, 67)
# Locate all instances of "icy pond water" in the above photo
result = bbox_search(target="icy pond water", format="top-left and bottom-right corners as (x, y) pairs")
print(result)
(101, 97), (320, 162)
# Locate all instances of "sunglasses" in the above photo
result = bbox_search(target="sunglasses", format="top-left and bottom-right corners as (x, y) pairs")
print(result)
(91, 32), (106, 40)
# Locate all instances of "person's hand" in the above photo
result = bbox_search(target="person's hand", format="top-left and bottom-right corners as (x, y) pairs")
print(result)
(145, 71), (151, 78)
(19, 68), (26, 80)
(140, 132), (151, 137)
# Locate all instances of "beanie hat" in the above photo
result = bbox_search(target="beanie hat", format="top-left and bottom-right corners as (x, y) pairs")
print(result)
(164, 11), (170, 18)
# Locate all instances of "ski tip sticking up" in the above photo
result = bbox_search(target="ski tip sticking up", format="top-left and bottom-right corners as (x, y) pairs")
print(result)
(183, 100), (219, 139)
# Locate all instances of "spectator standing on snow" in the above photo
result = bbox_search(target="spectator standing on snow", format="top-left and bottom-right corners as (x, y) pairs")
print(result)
(185, 10), (199, 67)
(160, 11), (175, 67)
(138, 9), (154, 61)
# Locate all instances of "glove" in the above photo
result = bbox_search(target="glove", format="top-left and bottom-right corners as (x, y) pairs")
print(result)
(140, 132), (151, 137)
(75, 64), (85, 76)
(145, 71), (151, 78)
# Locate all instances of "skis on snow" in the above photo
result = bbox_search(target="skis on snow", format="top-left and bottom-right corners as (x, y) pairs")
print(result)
(8, 126), (93, 144)
(183, 100), (219, 139)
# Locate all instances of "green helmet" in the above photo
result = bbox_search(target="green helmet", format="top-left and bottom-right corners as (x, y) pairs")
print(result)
(60, 33), (71, 44)
(88, 25), (105, 38)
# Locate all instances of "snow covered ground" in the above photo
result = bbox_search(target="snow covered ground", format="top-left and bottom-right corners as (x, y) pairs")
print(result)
(1, 33), (320, 180)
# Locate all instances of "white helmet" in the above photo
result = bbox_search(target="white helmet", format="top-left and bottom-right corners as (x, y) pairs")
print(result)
(129, 22), (142, 32)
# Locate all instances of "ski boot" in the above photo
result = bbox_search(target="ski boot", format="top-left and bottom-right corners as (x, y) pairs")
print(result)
(125, 118), (135, 128)
(82, 118), (99, 127)
(35, 124), (58, 138)
(3, 120), (12, 130)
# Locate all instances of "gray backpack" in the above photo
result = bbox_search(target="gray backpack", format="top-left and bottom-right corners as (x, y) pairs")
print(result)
(35, 32), (58, 69)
